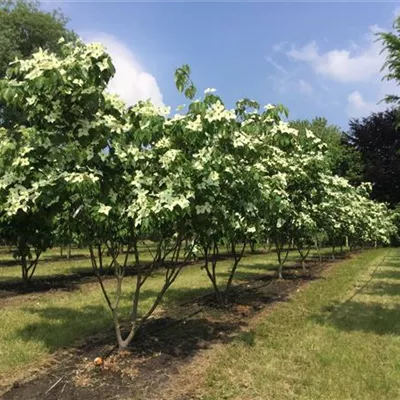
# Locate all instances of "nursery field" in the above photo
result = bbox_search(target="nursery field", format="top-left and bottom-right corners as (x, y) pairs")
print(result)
(0, 247), (399, 400)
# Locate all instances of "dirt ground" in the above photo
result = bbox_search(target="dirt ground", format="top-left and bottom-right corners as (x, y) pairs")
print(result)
(0, 258), (342, 400)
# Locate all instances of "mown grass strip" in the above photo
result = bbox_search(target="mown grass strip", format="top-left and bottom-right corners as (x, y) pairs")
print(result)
(201, 248), (400, 400)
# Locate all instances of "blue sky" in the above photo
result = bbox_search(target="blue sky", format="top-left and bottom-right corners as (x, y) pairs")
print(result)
(43, 1), (399, 129)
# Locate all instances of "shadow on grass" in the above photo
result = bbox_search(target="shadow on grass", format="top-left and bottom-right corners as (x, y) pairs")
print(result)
(13, 305), (111, 351)
(0, 270), (96, 296)
(0, 262), (160, 296)
(14, 302), (242, 359)
(362, 281), (400, 297)
(0, 254), (90, 268)
(312, 300), (400, 335)
(234, 329), (257, 346)
(374, 270), (400, 280)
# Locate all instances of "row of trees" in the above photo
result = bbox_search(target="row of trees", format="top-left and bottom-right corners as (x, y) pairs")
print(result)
(0, 40), (396, 349)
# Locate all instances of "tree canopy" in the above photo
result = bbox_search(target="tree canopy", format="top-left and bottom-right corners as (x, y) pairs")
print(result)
(290, 117), (363, 184)
(379, 15), (400, 106)
(348, 109), (400, 206)
(0, 0), (75, 78)
(0, 0), (76, 128)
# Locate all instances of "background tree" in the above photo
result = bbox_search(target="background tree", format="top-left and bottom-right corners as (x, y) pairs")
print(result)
(0, 0), (76, 127)
(0, 0), (75, 76)
(379, 15), (400, 106)
(347, 109), (400, 206)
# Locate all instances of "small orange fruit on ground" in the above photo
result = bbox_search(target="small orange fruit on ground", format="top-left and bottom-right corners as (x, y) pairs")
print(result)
(94, 357), (103, 367)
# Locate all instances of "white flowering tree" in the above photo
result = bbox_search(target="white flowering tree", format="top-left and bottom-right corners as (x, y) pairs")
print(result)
(0, 41), (196, 349)
(0, 40), (396, 348)
(0, 39), (116, 282)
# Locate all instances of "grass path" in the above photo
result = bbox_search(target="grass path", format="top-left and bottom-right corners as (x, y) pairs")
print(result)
(200, 248), (400, 400)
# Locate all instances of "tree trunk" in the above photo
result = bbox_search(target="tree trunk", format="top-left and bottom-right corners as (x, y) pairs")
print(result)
(67, 243), (71, 260)
(133, 239), (140, 266)
(225, 242), (246, 299)
(276, 242), (283, 279)
(315, 237), (321, 263)
(21, 254), (28, 284)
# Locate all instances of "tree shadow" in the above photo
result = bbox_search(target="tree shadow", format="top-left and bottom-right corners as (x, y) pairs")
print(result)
(13, 262), (315, 354)
(215, 262), (277, 282)
(0, 259), (18, 267)
(374, 270), (400, 280)
(14, 305), (112, 351)
(14, 303), (241, 359)
(0, 271), (96, 295)
(41, 254), (90, 263)
(312, 300), (400, 336)
(362, 281), (400, 297)
(0, 254), (90, 268)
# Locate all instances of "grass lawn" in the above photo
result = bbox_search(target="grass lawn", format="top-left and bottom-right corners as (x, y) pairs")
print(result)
(201, 247), (400, 400)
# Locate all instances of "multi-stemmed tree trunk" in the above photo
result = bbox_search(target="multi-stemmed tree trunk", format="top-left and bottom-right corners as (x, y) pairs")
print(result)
(297, 244), (311, 273)
(89, 235), (196, 350)
(275, 240), (289, 279)
(202, 240), (246, 305)
(20, 251), (41, 284)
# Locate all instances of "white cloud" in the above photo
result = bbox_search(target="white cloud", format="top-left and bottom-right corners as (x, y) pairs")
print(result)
(264, 55), (288, 74)
(287, 41), (319, 63)
(272, 41), (289, 53)
(346, 79), (396, 118)
(298, 79), (313, 95)
(286, 25), (385, 83)
(265, 55), (317, 100)
(82, 33), (163, 106)
(346, 91), (379, 118)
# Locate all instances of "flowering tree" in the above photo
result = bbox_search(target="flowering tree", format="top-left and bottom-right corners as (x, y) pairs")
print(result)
(0, 39), (115, 281)
(0, 39), (395, 347)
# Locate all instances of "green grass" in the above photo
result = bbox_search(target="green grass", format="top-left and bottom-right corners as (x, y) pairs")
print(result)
(201, 248), (400, 400)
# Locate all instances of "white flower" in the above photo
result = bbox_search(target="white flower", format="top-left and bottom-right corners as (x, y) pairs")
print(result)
(196, 202), (212, 215)
(157, 106), (171, 116)
(186, 115), (202, 131)
(263, 104), (275, 110)
(305, 129), (315, 139)
(204, 88), (217, 94)
(98, 203), (112, 216)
